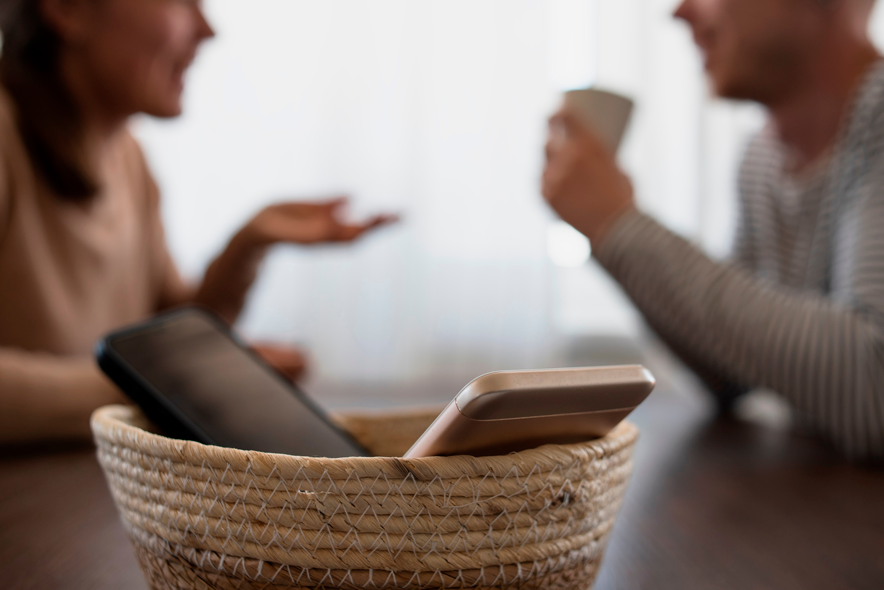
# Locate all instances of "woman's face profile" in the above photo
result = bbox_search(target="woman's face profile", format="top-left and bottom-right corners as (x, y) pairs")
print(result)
(50, 0), (215, 118)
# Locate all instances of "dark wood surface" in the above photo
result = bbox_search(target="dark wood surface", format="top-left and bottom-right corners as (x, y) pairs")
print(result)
(1, 386), (882, 590)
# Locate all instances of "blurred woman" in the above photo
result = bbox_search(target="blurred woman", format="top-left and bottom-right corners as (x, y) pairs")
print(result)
(0, 0), (394, 444)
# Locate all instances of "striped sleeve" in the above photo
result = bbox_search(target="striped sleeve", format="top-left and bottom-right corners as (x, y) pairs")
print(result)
(594, 202), (884, 459)
(729, 131), (775, 271)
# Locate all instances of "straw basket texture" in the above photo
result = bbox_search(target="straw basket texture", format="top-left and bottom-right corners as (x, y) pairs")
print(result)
(91, 405), (638, 590)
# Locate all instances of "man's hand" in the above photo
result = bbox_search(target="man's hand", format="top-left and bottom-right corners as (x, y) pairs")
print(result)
(542, 107), (636, 247)
(251, 343), (309, 382)
(237, 197), (398, 249)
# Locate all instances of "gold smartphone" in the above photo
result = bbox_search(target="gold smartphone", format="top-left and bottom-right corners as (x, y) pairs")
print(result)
(404, 365), (655, 458)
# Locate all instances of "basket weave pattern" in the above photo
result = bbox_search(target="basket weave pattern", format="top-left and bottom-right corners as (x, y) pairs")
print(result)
(92, 405), (638, 590)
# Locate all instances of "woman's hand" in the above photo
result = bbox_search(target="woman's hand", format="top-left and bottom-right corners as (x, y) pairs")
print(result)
(236, 197), (398, 250)
(251, 342), (309, 382)
(196, 197), (398, 324)
(542, 107), (636, 247)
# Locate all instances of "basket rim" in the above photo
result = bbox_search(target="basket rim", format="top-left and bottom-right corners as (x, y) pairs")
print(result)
(91, 404), (638, 476)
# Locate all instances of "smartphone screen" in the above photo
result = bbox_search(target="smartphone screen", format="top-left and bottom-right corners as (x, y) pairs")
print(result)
(102, 309), (367, 458)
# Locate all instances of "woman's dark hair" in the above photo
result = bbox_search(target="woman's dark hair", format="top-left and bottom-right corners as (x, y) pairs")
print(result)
(0, 0), (98, 199)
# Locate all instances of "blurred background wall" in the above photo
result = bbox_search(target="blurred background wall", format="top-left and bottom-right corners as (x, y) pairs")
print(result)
(133, 0), (884, 395)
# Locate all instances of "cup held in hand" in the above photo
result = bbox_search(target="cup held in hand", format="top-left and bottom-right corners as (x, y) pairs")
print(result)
(563, 88), (634, 154)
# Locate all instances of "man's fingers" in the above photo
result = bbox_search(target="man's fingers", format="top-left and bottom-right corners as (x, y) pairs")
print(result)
(542, 140), (585, 202)
(545, 137), (556, 164)
(557, 109), (612, 156)
(542, 168), (562, 202)
(558, 108), (600, 143)
(542, 158), (565, 202)
(548, 110), (566, 129)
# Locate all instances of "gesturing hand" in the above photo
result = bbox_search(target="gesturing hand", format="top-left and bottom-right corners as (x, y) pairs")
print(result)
(239, 197), (398, 249)
(542, 106), (635, 247)
(196, 197), (398, 325)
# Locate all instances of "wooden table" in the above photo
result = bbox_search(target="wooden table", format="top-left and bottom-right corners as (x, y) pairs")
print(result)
(2, 387), (882, 590)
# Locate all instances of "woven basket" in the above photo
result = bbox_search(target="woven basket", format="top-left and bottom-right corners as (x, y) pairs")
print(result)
(91, 405), (638, 590)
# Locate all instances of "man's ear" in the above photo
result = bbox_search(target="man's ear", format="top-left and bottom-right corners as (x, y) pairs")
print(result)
(39, 0), (92, 43)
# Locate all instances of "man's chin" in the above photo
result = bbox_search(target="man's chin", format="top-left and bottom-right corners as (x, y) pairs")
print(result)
(707, 71), (759, 102)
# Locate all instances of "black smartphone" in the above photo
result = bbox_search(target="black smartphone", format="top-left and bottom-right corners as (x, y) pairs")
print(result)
(95, 307), (369, 458)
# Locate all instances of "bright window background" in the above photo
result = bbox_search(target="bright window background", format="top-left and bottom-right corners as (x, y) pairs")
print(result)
(138, 0), (560, 386)
(136, 0), (884, 389)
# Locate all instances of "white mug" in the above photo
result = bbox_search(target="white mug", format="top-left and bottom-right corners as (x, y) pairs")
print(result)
(562, 88), (634, 154)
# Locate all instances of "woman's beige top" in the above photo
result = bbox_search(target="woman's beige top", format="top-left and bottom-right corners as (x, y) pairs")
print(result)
(0, 88), (190, 413)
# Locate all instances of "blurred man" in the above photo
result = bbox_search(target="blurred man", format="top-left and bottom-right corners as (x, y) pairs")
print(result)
(543, 0), (884, 458)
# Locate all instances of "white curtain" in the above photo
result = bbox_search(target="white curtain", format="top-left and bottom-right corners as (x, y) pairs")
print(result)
(136, 0), (884, 385)
(138, 0), (560, 383)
